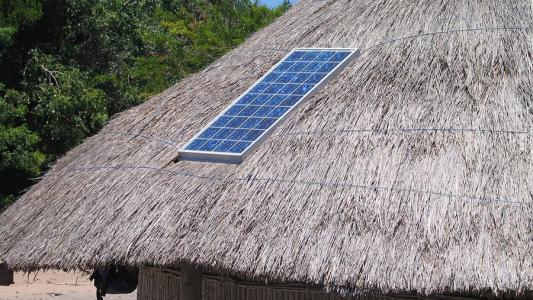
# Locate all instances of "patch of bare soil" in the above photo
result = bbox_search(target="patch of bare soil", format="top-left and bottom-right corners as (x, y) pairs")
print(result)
(0, 271), (136, 300)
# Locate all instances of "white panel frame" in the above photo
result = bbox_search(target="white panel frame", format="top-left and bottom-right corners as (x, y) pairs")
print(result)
(179, 48), (360, 164)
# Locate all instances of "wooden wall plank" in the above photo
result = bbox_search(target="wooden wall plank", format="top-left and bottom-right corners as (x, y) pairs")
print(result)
(139, 268), (444, 300)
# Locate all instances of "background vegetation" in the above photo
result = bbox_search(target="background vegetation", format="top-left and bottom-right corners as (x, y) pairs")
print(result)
(0, 0), (290, 210)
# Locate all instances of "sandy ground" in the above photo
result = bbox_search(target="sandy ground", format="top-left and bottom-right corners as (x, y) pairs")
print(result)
(0, 271), (136, 300)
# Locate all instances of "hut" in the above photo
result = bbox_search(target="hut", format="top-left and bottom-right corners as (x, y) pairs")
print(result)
(0, 0), (532, 299)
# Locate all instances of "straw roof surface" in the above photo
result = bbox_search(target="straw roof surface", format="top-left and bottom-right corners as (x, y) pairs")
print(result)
(1, 0), (532, 296)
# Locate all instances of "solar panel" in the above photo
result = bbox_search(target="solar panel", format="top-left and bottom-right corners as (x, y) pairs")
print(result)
(179, 48), (360, 164)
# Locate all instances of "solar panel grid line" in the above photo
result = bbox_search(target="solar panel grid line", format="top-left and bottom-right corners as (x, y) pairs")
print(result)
(179, 48), (360, 164)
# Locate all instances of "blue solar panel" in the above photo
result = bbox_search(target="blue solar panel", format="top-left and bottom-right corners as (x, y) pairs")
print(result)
(179, 48), (359, 163)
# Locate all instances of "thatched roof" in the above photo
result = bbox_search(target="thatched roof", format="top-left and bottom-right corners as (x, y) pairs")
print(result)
(1, 0), (532, 296)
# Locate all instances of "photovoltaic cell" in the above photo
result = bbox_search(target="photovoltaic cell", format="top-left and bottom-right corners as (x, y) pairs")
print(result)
(179, 48), (359, 163)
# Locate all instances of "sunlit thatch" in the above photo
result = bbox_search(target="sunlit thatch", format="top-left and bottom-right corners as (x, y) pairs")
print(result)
(1, 0), (532, 296)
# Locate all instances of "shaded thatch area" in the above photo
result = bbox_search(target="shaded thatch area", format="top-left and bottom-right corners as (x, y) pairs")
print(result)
(1, 0), (532, 296)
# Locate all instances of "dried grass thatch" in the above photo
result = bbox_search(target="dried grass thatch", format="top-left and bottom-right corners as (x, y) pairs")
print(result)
(1, 0), (532, 296)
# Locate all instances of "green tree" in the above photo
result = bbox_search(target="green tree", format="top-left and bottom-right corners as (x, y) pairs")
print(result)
(22, 51), (108, 158)
(0, 0), (42, 51)
(0, 88), (45, 208)
(0, 0), (43, 87)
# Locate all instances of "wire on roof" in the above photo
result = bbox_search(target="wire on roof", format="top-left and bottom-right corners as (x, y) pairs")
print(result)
(224, 26), (532, 56)
(276, 127), (533, 136)
(100, 127), (532, 152)
(360, 26), (530, 52)
(48, 164), (532, 208)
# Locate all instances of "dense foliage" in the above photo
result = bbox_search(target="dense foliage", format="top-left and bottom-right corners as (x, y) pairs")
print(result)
(0, 0), (290, 210)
